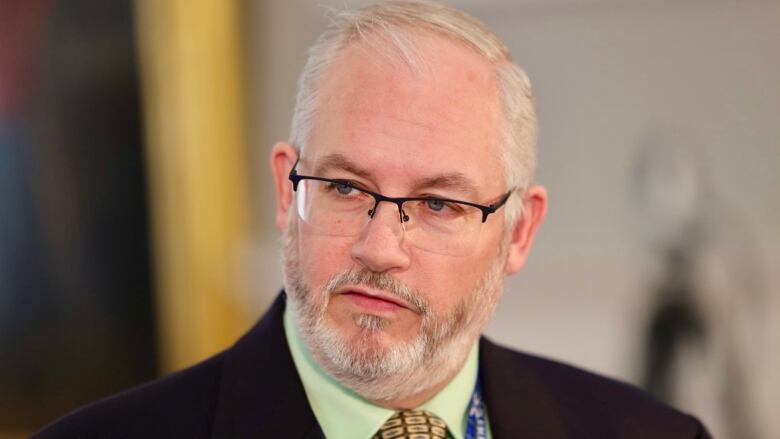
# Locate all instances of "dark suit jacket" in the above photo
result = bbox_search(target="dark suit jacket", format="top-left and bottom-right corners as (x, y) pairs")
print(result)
(35, 293), (711, 438)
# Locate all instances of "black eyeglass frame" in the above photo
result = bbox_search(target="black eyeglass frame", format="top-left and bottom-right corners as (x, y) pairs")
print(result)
(288, 158), (512, 223)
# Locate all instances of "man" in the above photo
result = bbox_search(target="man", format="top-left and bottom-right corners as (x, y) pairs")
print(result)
(36, 1), (711, 438)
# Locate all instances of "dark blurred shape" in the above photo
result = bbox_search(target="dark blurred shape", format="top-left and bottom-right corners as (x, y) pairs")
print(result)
(642, 248), (705, 402)
(634, 131), (763, 438)
(0, 0), (157, 431)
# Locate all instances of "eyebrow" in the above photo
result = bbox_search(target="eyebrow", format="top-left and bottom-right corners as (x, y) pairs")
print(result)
(411, 173), (479, 199)
(313, 153), (372, 180)
(311, 152), (480, 198)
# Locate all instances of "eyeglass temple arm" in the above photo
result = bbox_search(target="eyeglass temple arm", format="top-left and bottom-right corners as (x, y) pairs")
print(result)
(288, 158), (301, 190)
(482, 191), (513, 222)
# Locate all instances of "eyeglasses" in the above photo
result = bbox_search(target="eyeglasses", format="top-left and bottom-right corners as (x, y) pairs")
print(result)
(288, 158), (511, 256)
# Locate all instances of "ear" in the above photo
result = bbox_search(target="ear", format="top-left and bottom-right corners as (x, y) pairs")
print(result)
(270, 142), (298, 233)
(505, 184), (548, 274)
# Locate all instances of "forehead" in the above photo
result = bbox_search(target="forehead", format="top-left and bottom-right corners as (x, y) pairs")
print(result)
(306, 31), (505, 197)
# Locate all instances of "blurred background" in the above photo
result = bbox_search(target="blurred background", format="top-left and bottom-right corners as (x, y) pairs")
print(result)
(0, 0), (777, 437)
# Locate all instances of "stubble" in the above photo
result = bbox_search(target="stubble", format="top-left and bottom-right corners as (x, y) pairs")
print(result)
(281, 214), (507, 403)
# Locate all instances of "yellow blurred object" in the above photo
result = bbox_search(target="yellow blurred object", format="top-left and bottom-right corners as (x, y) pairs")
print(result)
(135, 0), (252, 373)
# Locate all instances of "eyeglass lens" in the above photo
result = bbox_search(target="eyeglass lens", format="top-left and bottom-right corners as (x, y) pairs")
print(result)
(295, 179), (484, 256)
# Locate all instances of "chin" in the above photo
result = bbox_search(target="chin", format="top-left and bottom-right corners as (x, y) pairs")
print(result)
(304, 309), (470, 403)
(317, 311), (423, 367)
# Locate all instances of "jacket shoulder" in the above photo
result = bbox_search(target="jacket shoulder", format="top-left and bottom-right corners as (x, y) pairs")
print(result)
(480, 339), (711, 438)
(33, 352), (226, 439)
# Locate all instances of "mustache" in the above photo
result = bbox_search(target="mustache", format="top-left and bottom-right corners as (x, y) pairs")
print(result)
(323, 268), (430, 315)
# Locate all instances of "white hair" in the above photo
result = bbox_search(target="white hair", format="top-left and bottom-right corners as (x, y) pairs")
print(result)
(289, 0), (538, 227)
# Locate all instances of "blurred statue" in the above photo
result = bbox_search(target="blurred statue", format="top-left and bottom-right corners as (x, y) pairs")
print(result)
(634, 128), (770, 438)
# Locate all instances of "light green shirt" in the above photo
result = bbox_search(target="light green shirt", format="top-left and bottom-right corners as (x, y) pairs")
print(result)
(283, 307), (491, 439)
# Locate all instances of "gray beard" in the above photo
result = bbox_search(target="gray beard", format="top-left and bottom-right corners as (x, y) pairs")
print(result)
(281, 216), (506, 403)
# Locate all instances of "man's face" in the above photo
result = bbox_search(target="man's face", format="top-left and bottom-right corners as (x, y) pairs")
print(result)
(279, 34), (512, 401)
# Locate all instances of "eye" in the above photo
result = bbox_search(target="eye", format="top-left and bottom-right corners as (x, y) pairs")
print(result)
(425, 198), (446, 211)
(332, 181), (354, 195)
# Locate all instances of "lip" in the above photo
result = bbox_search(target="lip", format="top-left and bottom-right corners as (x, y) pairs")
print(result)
(338, 286), (413, 313)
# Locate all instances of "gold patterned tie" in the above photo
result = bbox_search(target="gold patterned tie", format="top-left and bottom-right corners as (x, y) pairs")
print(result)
(372, 410), (452, 439)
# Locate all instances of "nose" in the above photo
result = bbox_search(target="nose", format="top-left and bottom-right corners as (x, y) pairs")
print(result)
(350, 201), (411, 273)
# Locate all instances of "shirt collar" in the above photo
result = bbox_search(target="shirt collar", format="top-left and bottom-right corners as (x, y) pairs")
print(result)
(283, 305), (479, 439)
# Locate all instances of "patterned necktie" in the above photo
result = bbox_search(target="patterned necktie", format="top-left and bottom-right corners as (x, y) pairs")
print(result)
(372, 410), (452, 439)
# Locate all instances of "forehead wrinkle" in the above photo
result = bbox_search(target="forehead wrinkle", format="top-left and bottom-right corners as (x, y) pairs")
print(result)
(344, 109), (487, 143)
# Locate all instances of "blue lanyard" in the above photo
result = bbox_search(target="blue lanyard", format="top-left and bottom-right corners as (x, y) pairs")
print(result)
(464, 378), (487, 439)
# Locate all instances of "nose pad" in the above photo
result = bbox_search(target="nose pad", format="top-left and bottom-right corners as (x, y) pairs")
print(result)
(368, 203), (409, 224)
(363, 201), (405, 239)
(400, 207), (410, 223)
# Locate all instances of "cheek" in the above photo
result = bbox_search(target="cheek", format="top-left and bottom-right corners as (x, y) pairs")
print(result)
(297, 229), (356, 291)
(413, 245), (498, 313)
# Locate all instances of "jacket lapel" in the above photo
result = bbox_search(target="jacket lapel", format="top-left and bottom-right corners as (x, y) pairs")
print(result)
(211, 292), (324, 439)
(479, 337), (567, 439)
